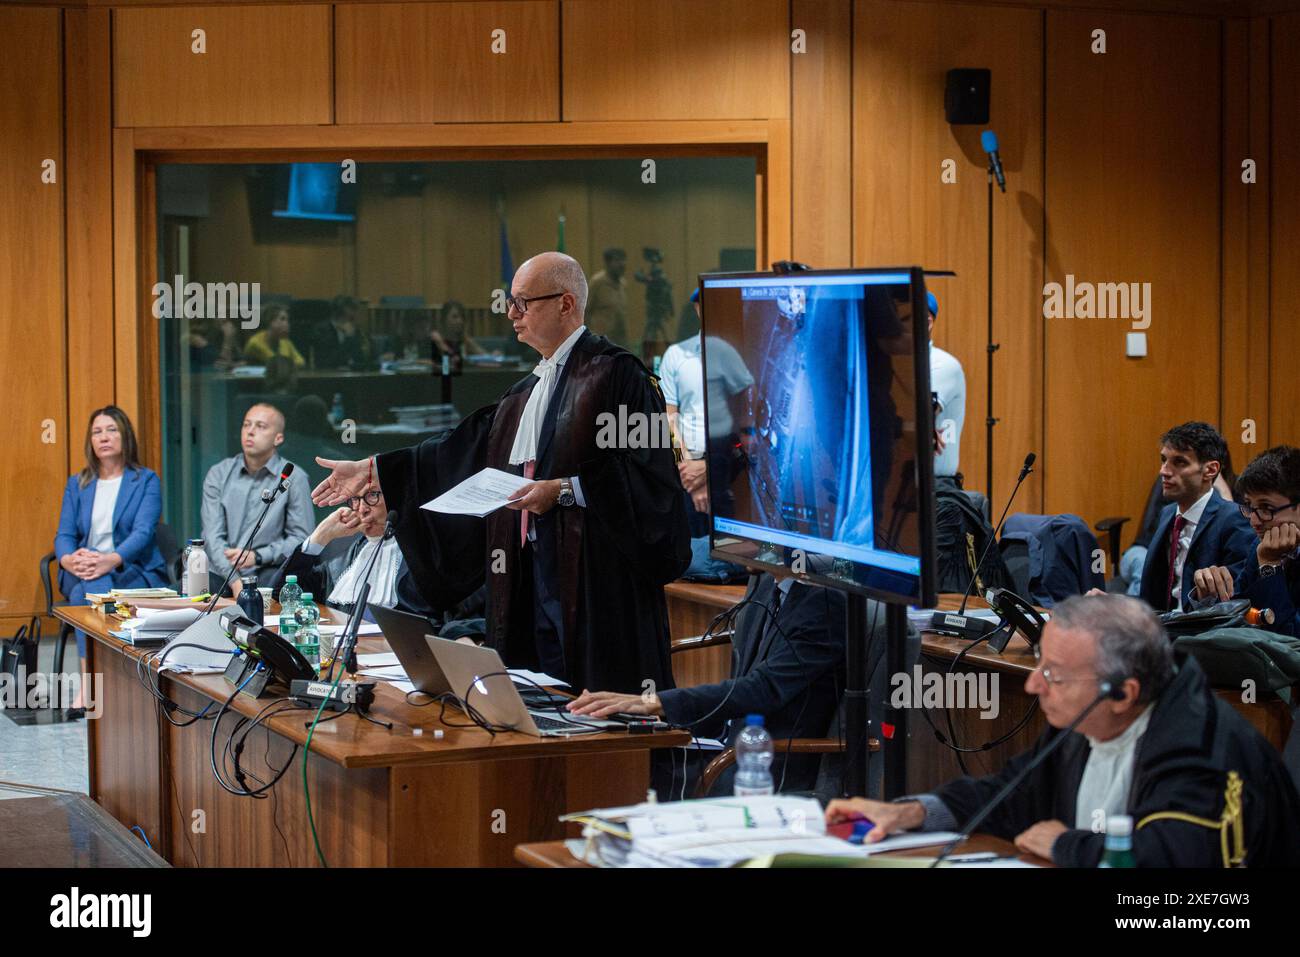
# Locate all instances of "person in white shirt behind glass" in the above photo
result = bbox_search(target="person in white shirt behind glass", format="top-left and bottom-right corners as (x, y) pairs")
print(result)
(926, 291), (966, 488)
(54, 406), (169, 716)
(659, 288), (756, 536)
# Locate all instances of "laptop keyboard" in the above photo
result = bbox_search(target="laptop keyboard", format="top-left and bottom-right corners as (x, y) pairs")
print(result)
(530, 711), (605, 733)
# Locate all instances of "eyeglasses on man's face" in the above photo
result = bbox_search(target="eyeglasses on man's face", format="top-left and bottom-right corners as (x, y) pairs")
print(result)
(505, 291), (565, 316)
(1238, 500), (1300, 522)
(1031, 644), (1099, 686)
(347, 489), (382, 510)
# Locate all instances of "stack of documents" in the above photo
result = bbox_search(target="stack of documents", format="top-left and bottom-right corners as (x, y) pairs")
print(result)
(560, 795), (962, 868)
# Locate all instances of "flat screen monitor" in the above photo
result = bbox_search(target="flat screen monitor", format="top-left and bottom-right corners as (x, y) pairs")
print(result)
(697, 267), (936, 606)
(272, 163), (356, 222)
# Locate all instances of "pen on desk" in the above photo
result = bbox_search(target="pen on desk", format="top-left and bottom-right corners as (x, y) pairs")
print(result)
(942, 852), (1003, 863)
(189, 593), (212, 603)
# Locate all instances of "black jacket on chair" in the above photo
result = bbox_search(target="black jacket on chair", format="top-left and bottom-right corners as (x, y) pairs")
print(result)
(658, 574), (846, 794)
(1139, 494), (1256, 613)
(270, 535), (434, 618)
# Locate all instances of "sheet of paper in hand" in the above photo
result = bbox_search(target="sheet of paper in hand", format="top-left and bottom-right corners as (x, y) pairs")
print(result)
(420, 467), (534, 518)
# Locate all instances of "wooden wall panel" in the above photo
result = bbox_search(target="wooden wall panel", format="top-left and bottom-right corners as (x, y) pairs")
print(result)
(854, 1), (1045, 513)
(1271, 14), (1300, 445)
(64, 7), (116, 451)
(1221, 16), (1272, 469)
(0, 7), (67, 621)
(562, 0), (789, 121)
(1044, 12), (1222, 534)
(336, 1), (559, 124)
(791, 0), (852, 267)
(113, 4), (332, 127)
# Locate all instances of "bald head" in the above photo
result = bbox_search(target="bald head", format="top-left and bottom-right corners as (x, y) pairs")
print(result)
(519, 251), (588, 317)
(510, 252), (589, 358)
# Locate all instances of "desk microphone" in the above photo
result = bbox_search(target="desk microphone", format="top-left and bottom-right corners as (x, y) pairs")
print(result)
(202, 462), (296, 616)
(930, 452), (1035, 641)
(929, 676), (1126, 867)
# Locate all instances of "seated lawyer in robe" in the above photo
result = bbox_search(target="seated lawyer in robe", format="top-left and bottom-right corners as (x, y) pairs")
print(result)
(569, 571), (847, 797)
(270, 486), (436, 621)
(1138, 422), (1255, 613)
(825, 594), (1300, 867)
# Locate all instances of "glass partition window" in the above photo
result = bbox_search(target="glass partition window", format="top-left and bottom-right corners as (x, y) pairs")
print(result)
(155, 157), (757, 538)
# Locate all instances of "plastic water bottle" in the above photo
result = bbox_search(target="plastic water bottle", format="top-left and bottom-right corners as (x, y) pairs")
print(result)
(294, 593), (321, 670)
(1098, 815), (1136, 868)
(733, 714), (774, 796)
(330, 393), (345, 427)
(279, 575), (302, 642)
(182, 539), (207, 597)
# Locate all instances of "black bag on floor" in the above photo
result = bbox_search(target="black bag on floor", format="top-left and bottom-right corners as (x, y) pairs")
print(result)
(2, 616), (41, 687)
(934, 487), (1013, 595)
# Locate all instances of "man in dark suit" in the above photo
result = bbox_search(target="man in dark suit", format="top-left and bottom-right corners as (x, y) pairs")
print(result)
(1137, 422), (1255, 613)
(1192, 445), (1300, 636)
(568, 572), (852, 797)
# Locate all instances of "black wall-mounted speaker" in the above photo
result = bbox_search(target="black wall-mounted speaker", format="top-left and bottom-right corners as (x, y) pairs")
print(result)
(945, 68), (991, 125)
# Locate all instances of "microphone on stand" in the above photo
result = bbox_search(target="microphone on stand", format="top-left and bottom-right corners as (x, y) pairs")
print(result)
(929, 676), (1127, 867)
(202, 463), (297, 617)
(329, 509), (399, 681)
(981, 129), (1007, 193)
(931, 453), (1035, 640)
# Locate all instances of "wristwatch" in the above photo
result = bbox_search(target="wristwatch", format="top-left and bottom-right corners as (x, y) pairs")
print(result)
(557, 477), (576, 508)
(1259, 562), (1282, 577)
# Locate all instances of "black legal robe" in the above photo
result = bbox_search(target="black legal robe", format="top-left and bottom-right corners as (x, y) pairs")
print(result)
(375, 330), (691, 695)
(933, 652), (1300, 867)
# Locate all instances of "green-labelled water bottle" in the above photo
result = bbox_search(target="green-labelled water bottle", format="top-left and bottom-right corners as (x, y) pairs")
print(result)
(294, 592), (321, 671)
(279, 574), (302, 643)
(1098, 815), (1136, 868)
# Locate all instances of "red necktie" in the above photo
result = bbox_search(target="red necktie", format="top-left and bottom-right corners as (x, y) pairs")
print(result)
(1166, 513), (1186, 609)
(519, 459), (536, 547)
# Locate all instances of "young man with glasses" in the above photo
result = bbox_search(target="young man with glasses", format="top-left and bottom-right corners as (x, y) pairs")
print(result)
(312, 252), (691, 696)
(270, 485), (437, 620)
(824, 594), (1300, 866)
(1192, 445), (1300, 636)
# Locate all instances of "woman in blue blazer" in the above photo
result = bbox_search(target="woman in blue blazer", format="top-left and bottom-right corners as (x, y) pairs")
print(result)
(55, 405), (168, 715)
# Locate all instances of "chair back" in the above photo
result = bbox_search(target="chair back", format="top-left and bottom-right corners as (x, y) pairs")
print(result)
(155, 521), (183, 587)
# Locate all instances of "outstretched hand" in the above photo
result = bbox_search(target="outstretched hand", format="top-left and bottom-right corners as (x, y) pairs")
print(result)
(312, 456), (372, 507)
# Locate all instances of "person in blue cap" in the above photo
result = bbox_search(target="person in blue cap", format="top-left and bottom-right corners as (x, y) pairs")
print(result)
(928, 291), (967, 485)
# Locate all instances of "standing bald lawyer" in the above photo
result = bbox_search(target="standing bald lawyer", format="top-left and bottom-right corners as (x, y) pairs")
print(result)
(313, 253), (691, 694)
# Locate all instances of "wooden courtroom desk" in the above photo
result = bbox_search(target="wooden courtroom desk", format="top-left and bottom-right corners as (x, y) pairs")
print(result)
(58, 605), (688, 868)
(513, 833), (1051, 868)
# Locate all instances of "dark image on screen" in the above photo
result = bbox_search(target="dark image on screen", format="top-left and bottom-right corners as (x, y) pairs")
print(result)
(700, 270), (933, 604)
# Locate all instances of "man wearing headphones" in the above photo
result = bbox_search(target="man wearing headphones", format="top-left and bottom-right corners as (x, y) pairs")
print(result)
(827, 594), (1300, 866)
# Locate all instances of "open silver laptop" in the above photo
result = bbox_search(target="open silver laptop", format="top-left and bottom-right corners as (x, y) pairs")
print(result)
(372, 605), (627, 737)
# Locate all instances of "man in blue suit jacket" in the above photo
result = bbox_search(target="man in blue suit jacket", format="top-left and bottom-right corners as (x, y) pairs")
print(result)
(1138, 422), (1255, 613)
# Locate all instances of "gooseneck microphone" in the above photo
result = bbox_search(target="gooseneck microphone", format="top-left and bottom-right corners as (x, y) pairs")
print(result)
(930, 452), (1036, 640)
(929, 676), (1127, 867)
(202, 462), (297, 616)
(329, 509), (399, 680)
(981, 129), (1006, 193)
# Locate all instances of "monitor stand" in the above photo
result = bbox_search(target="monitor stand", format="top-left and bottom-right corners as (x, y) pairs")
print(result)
(844, 593), (908, 800)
